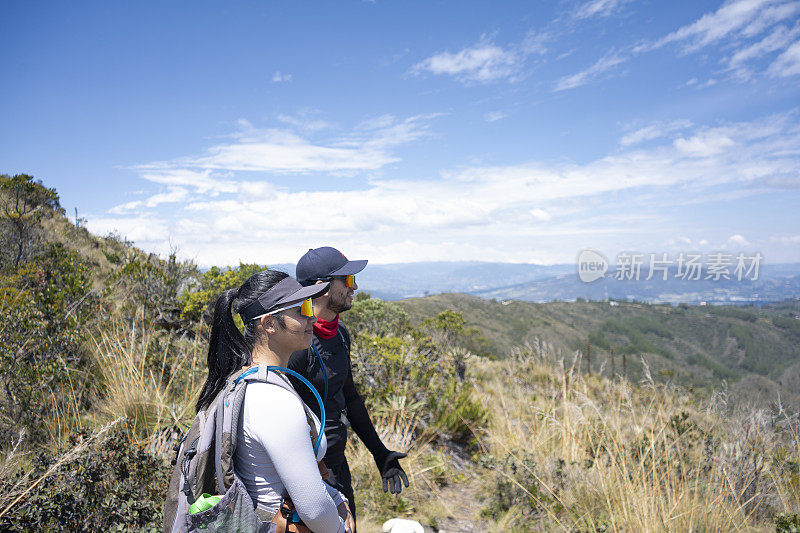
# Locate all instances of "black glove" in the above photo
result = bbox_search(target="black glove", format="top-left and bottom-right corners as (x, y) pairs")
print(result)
(378, 451), (409, 494)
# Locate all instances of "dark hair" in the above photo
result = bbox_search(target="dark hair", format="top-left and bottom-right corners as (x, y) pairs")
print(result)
(196, 269), (289, 412)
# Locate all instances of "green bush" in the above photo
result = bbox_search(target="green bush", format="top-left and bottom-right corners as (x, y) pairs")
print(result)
(106, 251), (196, 323)
(433, 379), (487, 444)
(729, 323), (769, 375)
(0, 244), (95, 443)
(602, 318), (673, 360)
(776, 513), (800, 533)
(588, 331), (611, 351)
(351, 334), (486, 443)
(773, 316), (800, 338)
(0, 173), (62, 270)
(179, 263), (265, 322)
(712, 306), (758, 322)
(346, 298), (412, 338)
(0, 428), (168, 532)
(685, 353), (738, 381)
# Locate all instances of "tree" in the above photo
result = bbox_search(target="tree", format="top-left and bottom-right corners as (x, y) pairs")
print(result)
(0, 174), (62, 269)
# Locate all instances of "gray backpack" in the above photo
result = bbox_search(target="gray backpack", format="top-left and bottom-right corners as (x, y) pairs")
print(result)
(163, 365), (326, 533)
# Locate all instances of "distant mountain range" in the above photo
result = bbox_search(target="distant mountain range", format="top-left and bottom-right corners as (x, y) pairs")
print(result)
(274, 261), (800, 305)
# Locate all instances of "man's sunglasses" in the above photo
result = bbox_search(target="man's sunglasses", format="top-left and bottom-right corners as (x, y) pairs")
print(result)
(251, 298), (315, 321)
(316, 274), (356, 288)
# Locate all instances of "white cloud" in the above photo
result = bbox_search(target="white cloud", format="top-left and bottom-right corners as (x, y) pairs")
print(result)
(272, 71), (292, 82)
(665, 236), (693, 246)
(574, 0), (632, 19)
(410, 31), (552, 84)
(411, 39), (520, 83)
(642, 0), (800, 81)
(276, 114), (332, 132)
(136, 168), (240, 194)
(529, 208), (552, 221)
(96, 112), (800, 265)
(653, 0), (797, 53)
(673, 131), (736, 157)
(620, 120), (693, 146)
(768, 39), (800, 75)
(86, 216), (170, 244)
(727, 234), (752, 247)
(139, 115), (437, 177)
(729, 24), (800, 69)
(108, 187), (189, 214)
(772, 234), (800, 244)
(554, 50), (626, 91)
(484, 111), (509, 122)
(356, 114), (397, 130)
(184, 131), (395, 172)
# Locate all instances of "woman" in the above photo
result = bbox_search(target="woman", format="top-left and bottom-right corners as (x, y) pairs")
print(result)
(196, 269), (355, 533)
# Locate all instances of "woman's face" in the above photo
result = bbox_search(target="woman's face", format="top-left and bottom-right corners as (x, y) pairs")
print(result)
(270, 303), (317, 353)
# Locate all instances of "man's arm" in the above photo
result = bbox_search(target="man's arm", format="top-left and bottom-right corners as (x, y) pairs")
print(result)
(342, 367), (388, 461)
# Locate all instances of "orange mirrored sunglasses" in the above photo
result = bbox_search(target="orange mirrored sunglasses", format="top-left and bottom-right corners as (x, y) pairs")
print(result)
(255, 298), (315, 320)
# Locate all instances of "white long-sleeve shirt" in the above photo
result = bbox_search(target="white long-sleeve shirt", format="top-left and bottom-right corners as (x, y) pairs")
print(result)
(235, 375), (346, 533)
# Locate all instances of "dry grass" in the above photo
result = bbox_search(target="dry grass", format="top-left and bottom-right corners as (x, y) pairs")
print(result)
(346, 337), (800, 532)
(87, 310), (204, 450)
(470, 341), (800, 531)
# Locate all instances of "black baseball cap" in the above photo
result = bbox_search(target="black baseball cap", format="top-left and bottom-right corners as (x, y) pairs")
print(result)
(296, 246), (368, 286)
(239, 276), (329, 322)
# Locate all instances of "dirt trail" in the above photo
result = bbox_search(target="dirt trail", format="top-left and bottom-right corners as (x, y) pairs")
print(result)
(425, 471), (490, 533)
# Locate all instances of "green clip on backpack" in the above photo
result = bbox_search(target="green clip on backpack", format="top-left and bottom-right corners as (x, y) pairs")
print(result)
(163, 365), (326, 533)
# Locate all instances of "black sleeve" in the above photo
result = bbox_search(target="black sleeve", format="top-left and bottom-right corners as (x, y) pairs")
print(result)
(342, 344), (389, 465)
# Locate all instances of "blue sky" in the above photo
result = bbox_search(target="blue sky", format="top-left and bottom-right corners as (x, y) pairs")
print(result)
(2, 0), (799, 266)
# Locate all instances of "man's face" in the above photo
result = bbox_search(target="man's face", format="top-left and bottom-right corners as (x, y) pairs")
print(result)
(325, 276), (358, 314)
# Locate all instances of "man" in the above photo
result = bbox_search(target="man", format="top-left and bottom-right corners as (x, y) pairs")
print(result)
(288, 247), (409, 531)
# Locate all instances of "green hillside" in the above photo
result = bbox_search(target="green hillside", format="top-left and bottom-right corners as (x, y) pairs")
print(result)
(398, 293), (800, 409)
(2, 175), (800, 531)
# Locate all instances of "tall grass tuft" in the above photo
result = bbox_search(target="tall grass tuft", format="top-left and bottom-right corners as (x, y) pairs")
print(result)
(89, 310), (204, 451)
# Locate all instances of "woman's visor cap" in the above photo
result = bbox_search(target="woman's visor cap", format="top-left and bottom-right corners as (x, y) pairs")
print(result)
(240, 276), (328, 322)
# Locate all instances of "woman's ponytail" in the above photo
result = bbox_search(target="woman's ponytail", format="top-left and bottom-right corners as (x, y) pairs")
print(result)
(196, 288), (249, 411)
(195, 269), (290, 412)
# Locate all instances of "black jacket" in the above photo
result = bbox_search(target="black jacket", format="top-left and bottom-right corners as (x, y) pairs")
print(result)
(287, 325), (388, 467)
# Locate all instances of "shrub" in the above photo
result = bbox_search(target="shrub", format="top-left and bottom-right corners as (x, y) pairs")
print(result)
(0, 244), (95, 444)
(601, 318), (673, 360)
(106, 250), (196, 324)
(351, 335), (486, 443)
(0, 427), (168, 532)
(179, 263), (265, 322)
(346, 297), (412, 338)
(0, 174), (62, 270)
(773, 316), (800, 338)
(776, 514), (800, 533)
(729, 323), (769, 375)
(713, 306), (758, 322)
(686, 352), (738, 381)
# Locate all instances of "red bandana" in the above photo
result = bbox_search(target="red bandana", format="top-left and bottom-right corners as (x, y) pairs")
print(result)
(314, 314), (339, 339)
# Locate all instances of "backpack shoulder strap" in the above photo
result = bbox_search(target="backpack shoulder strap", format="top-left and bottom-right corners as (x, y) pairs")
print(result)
(220, 365), (326, 465)
(213, 366), (266, 494)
